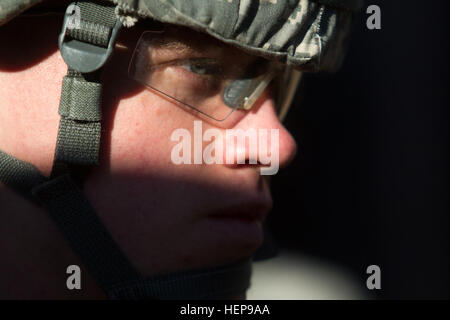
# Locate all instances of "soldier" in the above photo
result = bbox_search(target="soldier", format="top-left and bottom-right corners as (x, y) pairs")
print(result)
(0, 0), (362, 299)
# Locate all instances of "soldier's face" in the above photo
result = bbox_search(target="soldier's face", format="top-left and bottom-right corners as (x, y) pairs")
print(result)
(0, 16), (297, 278)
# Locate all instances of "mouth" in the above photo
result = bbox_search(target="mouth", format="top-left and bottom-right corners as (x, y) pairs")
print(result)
(202, 202), (270, 252)
(196, 176), (273, 253)
(206, 174), (273, 221)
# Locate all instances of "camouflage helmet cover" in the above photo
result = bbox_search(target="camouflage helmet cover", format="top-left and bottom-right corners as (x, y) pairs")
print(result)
(0, 0), (363, 71)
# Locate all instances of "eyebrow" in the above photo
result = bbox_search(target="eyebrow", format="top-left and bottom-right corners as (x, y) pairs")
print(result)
(153, 39), (199, 53)
(153, 31), (222, 49)
(120, 24), (259, 66)
(153, 32), (261, 62)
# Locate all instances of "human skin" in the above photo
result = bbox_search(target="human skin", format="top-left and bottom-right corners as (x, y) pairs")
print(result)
(0, 11), (297, 299)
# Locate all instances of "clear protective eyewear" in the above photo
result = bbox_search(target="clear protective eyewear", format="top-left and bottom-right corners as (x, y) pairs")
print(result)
(128, 28), (302, 124)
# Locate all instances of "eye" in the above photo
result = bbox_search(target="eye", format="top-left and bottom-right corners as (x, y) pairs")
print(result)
(178, 58), (223, 76)
(181, 62), (207, 75)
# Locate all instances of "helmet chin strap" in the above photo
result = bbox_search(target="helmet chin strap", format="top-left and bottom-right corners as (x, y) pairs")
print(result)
(0, 1), (252, 299)
(0, 149), (253, 299)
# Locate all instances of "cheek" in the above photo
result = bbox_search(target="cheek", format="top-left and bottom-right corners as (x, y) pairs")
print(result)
(105, 91), (196, 173)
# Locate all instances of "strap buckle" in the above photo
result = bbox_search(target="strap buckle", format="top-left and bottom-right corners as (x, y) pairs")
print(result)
(58, 3), (122, 73)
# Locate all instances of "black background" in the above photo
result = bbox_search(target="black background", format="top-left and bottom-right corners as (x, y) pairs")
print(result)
(268, 0), (449, 299)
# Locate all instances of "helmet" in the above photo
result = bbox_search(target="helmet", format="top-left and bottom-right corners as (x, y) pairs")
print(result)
(0, 0), (363, 299)
(1, 0), (362, 71)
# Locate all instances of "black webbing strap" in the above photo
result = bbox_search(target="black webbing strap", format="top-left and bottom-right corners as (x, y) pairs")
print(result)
(36, 0), (143, 292)
(67, 1), (117, 48)
(51, 1), (119, 178)
(31, 174), (141, 288)
(0, 150), (253, 299)
(51, 69), (103, 178)
(0, 150), (46, 202)
(107, 258), (253, 300)
(0, 149), (140, 288)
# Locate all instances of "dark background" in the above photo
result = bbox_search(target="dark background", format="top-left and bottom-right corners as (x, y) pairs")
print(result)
(267, 0), (449, 299)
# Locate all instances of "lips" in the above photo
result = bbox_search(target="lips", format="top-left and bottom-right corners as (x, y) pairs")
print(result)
(207, 173), (273, 221)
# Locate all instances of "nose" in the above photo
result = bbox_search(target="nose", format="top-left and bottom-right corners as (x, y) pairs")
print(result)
(223, 90), (298, 172)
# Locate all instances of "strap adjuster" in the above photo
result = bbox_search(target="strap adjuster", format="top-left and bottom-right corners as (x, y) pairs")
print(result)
(58, 3), (122, 73)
